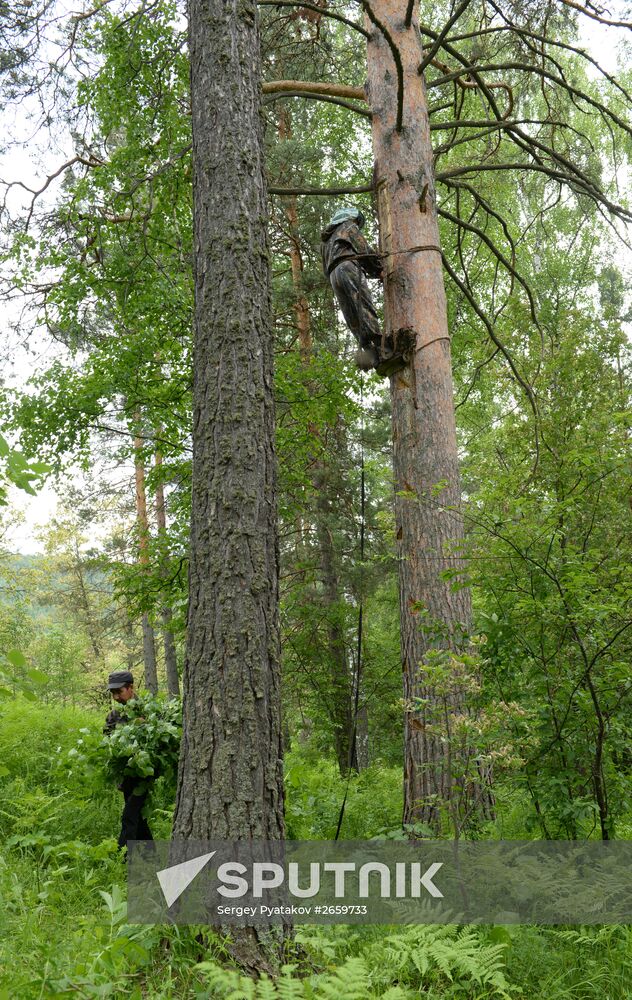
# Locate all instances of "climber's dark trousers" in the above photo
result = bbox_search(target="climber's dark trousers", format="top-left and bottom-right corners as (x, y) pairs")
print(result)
(329, 261), (381, 350)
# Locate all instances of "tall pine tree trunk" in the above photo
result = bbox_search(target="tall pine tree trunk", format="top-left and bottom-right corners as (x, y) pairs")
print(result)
(133, 412), (158, 694)
(154, 442), (180, 698)
(173, 0), (285, 969)
(366, 1), (480, 831)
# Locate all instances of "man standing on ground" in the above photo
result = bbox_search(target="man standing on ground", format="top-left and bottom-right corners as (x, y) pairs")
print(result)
(103, 670), (153, 851)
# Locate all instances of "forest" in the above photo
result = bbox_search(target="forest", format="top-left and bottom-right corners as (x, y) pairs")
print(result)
(0, 0), (630, 996)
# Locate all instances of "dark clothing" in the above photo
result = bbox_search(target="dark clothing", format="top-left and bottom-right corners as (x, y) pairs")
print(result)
(103, 707), (126, 735)
(321, 220), (383, 354)
(103, 703), (153, 849)
(118, 776), (153, 849)
(329, 261), (381, 350)
(321, 219), (383, 279)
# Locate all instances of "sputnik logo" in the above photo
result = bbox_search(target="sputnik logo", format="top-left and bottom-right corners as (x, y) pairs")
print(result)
(155, 849), (445, 906)
(156, 851), (217, 907)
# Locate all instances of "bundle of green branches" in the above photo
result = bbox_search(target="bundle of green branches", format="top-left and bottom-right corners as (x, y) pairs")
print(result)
(101, 694), (182, 791)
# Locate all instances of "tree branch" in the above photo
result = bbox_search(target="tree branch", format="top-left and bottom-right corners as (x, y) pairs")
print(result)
(441, 253), (541, 472)
(558, 0), (632, 29)
(262, 80), (365, 100)
(257, 0), (371, 37)
(262, 90), (371, 117)
(433, 61), (632, 141)
(438, 204), (542, 335)
(425, 60), (514, 117)
(477, 2), (632, 106)
(269, 184), (373, 196)
(437, 162), (632, 223)
(418, 0), (474, 76)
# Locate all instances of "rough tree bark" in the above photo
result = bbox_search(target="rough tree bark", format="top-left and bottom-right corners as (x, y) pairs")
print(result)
(132, 411), (158, 694)
(366, 1), (484, 831)
(154, 442), (180, 698)
(173, 0), (285, 969)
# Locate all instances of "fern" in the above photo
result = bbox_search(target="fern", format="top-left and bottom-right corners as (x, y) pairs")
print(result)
(254, 974), (280, 1000)
(195, 925), (515, 999)
(312, 956), (370, 999)
(373, 924), (514, 997)
(379, 991), (416, 1000)
(275, 967), (308, 1000)
(197, 962), (256, 998)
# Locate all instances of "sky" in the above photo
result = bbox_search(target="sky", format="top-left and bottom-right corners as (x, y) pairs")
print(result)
(0, 4), (630, 555)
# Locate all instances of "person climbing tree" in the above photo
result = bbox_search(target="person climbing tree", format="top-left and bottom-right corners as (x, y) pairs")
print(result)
(321, 205), (385, 371)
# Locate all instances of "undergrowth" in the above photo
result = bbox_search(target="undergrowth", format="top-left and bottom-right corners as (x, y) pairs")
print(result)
(1, 700), (631, 999)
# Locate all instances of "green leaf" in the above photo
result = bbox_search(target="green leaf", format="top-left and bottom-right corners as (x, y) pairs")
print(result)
(26, 667), (49, 685)
(6, 649), (27, 669)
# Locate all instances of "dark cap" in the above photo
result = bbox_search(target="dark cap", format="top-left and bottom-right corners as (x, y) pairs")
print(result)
(107, 670), (134, 690)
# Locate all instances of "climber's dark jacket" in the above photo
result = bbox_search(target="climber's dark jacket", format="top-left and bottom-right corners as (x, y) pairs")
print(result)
(321, 220), (383, 354)
(320, 219), (383, 279)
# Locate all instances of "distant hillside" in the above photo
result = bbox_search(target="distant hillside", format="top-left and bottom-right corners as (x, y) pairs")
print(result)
(0, 550), (111, 621)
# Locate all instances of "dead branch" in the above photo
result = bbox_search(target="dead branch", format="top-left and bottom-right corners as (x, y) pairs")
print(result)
(438, 161), (632, 223)
(262, 90), (371, 116)
(558, 0), (632, 29)
(441, 252), (541, 474)
(438, 204), (542, 335)
(257, 0), (371, 38)
(418, 0), (475, 76)
(425, 59), (514, 118)
(431, 60), (631, 141)
(269, 183), (373, 195)
(477, 2), (632, 105)
(2, 153), (104, 229)
(262, 79), (365, 100)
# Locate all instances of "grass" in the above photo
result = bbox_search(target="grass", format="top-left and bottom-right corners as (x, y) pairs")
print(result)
(1, 698), (631, 999)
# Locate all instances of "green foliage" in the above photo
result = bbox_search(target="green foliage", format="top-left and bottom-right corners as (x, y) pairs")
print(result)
(195, 931), (512, 1000)
(460, 246), (632, 837)
(2, 704), (632, 998)
(284, 745), (402, 839)
(0, 700), (120, 844)
(97, 693), (182, 789)
(0, 645), (48, 701)
(0, 431), (50, 506)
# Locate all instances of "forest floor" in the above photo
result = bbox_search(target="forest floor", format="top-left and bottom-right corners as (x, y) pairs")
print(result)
(1, 699), (631, 999)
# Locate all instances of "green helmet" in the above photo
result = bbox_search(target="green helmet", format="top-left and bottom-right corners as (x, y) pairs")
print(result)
(329, 205), (366, 229)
